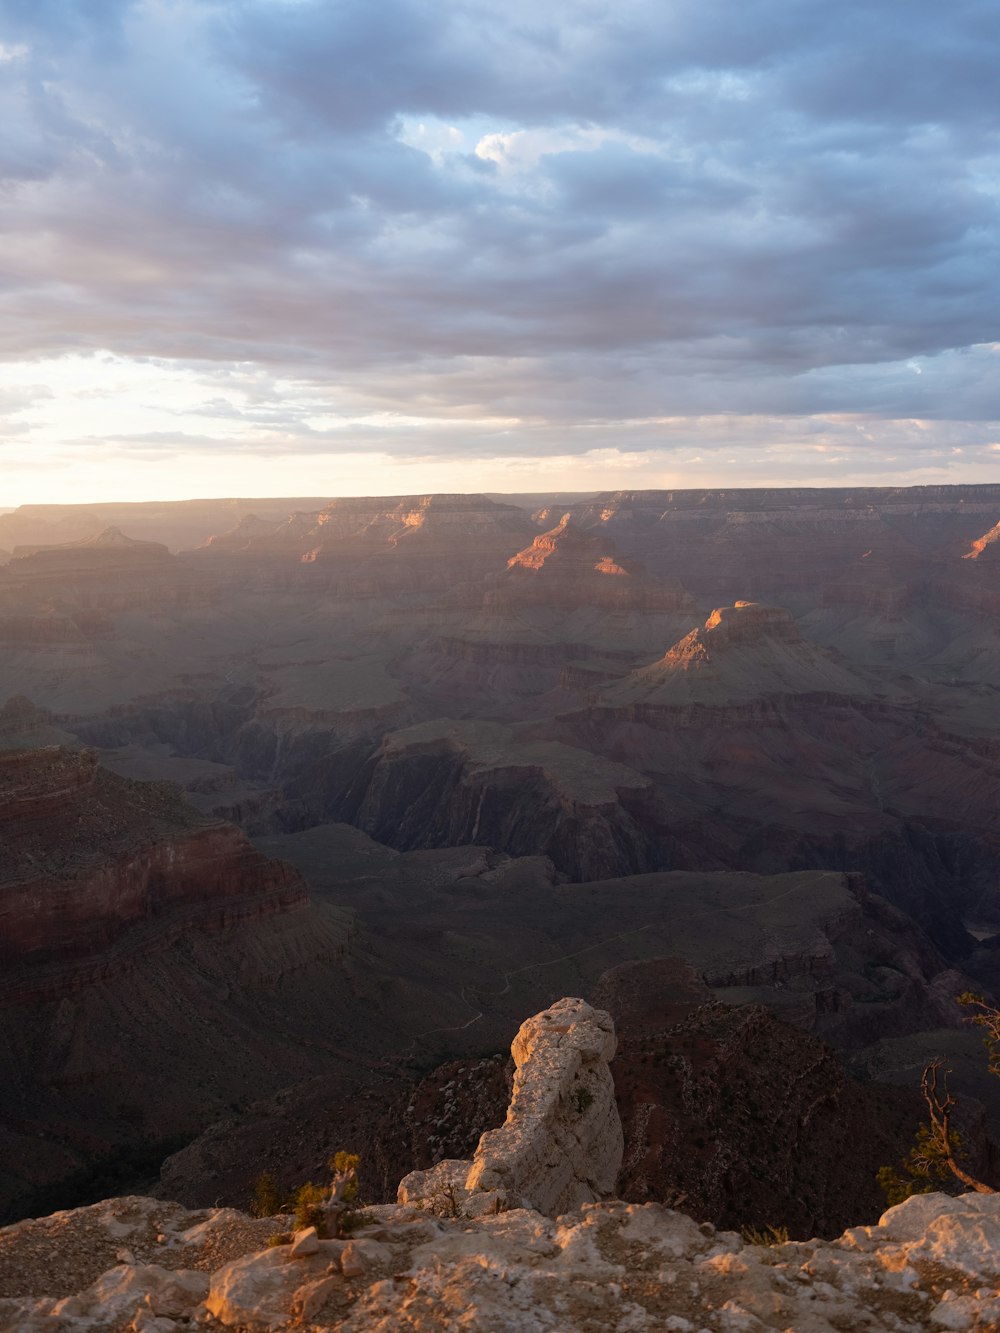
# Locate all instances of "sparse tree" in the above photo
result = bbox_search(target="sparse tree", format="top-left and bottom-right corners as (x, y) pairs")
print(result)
(878, 995), (1000, 1203)
(250, 1171), (283, 1218)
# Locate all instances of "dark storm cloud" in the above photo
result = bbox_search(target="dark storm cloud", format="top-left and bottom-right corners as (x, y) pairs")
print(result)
(1, 0), (999, 465)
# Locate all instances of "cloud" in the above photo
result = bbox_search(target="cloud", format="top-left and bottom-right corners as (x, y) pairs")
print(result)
(1, 0), (999, 497)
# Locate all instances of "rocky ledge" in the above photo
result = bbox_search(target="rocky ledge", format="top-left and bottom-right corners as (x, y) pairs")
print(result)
(2, 1183), (999, 1331)
(2, 999), (999, 1331)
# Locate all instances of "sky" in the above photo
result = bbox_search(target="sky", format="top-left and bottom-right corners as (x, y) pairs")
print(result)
(1, 0), (999, 503)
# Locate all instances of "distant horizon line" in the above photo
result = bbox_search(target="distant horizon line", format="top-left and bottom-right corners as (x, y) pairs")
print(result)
(9, 479), (1000, 511)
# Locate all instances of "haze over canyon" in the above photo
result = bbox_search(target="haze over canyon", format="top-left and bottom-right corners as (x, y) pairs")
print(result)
(1, 483), (999, 1243)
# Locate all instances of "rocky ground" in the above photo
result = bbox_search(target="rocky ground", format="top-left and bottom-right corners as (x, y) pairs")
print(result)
(4, 997), (1000, 1332)
(2, 1189), (1000, 1331)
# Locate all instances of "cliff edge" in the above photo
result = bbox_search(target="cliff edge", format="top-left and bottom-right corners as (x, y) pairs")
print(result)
(1, 998), (999, 1331)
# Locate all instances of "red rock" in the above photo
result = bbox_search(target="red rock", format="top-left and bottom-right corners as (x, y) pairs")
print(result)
(0, 747), (306, 999)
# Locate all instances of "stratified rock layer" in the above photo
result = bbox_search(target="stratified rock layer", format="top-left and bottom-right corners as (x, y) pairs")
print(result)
(606, 600), (869, 706)
(336, 719), (657, 880)
(0, 747), (306, 992)
(490, 514), (694, 613)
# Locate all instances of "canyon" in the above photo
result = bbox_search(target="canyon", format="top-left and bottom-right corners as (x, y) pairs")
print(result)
(3, 485), (1000, 1231)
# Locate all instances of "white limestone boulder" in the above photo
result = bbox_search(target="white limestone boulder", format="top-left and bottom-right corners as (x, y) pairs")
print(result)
(398, 997), (624, 1218)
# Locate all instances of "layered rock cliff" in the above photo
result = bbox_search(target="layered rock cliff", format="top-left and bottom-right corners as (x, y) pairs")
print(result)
(0, 746), (306, 996)
(192, 494), (538, 596)
(489, 514), (695, 613)
(0, 528), (201, 613)
(331, 719), (659, 880)
(605, 600), (871, 706)
(0, 748), (357, 1223)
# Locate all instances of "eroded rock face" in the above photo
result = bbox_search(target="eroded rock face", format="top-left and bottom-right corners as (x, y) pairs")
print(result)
(336, 720), (658, 881)
(0, 747), (307, 991)
(490, 514), (695, 613)
(3, 1191), (1000, 1332)
(398, 997), (624, 1217)
(606, 600), (869, 707)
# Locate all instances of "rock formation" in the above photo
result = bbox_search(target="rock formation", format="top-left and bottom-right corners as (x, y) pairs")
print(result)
(964, 519), (1000, 561)
(0, 498), (331, 554)
(398, 997), (623, 1217)
(489, 514), (695, 613)
(0, 747), (306, 989)
(198, 513), (282, 551)
(7, 484), (1000, 1245)
(334, 719), (658, 880)
(1, 997), (1000, 1330)
(193, 494), (539, 596)
(0, 748), (359, 1222)
(10, 526), (170, 564)
(4, 1191), (1000, 1332)
(605, 601), (869, 706)
(0, 527), (201, 615)
(594, 958), (930, 1238)
(562, 485), (1000, 601)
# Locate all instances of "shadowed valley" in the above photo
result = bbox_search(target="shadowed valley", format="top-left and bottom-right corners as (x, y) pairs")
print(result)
(4, 486), (1000, 1230)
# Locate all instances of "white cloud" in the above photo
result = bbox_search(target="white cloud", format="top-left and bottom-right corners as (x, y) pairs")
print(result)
(0, 0), (998, 499)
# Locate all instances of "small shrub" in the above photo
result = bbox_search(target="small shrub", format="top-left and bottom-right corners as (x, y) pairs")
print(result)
(330, 1151), (361, 1205)
(250, 1171), (283, 1218)
(741, 1224), (790, 1248)
(877, 1067), (978, 1206)
(294, 1181), (328, 1234)
(267, 1232), (292, 1248)
(572, 1087), (594, 1114)
(428, 1181), (461, 1218)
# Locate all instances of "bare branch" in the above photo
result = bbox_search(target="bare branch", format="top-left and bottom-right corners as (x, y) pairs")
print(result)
(921, 1060), (995, 1195)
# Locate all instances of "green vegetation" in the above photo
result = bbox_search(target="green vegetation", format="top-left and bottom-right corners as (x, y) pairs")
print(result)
(248, 1150), (366, 1238)
(250, 1171), (283, 1218)
(878, 994), (999, 1204)
(572, 1086), (594, 1114)
(876, 1116), (966, 1206)
(293, 1180), (329, 1233)
(741, 1224), (790, 1247)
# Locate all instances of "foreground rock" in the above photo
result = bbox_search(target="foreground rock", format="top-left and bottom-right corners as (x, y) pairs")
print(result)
(3, 999), (1000, 1329)
(398, 997), (624, 1217)
(2, 1191), (1000, 1331)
